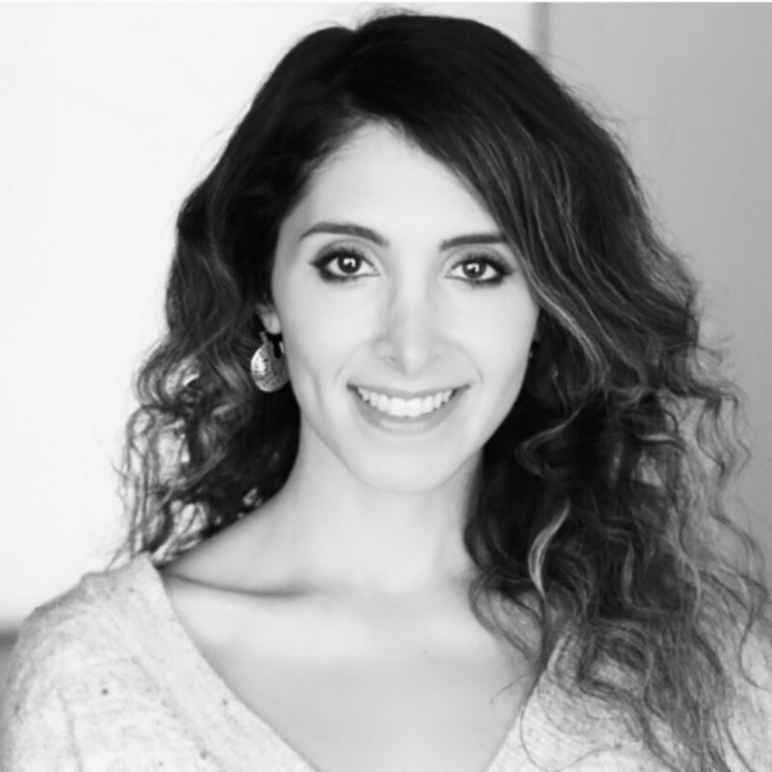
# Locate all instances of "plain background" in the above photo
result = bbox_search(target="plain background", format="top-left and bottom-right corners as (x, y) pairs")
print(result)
(546, 2), (772, 585)
(1, 2), (769, 676)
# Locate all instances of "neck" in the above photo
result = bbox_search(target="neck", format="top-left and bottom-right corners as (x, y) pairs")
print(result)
(251, 422), (483, 599)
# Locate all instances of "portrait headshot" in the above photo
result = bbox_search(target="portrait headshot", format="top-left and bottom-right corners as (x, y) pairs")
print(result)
(1, 3), (771, 772)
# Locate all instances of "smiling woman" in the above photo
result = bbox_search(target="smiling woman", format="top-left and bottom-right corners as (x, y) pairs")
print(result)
(2, 7), (772, 772)
(255, 122), (539, 501)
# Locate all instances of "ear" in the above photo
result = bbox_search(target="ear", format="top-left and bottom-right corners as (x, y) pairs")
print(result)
(256, 302), (281, 336)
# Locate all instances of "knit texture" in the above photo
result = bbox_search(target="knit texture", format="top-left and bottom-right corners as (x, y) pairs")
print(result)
(2, 553), (771, 771)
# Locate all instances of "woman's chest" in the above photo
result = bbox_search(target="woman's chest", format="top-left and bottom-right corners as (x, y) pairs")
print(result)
(163, 575), (533, 772)
(218, 642), (527, 772)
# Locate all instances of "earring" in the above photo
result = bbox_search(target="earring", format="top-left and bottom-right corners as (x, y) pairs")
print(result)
(250, 331), (289, 392)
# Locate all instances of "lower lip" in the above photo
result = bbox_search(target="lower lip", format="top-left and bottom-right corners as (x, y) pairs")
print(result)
(349, 387), (467, 434)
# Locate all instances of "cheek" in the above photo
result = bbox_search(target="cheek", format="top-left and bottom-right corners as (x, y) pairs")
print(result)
(275, 283), (361, 388)
(476, 340), (530, 417)
(467, 292), (538, 369)
(467, 300), (538, 418)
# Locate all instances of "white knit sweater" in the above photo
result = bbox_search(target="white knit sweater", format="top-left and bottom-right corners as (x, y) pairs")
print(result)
(1, 553), (771, 771)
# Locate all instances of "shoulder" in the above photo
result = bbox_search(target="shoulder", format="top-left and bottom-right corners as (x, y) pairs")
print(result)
(0, 558), (158, 725)
(738, 621), (772, 686)
(528, 622), (772, 771)
(0, 556), (155, 765)
(725, 623), (772, 768)
(4, 555), (150, 681)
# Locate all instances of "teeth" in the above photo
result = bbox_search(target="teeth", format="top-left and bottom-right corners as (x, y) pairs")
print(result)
(355, 388), (454, 418)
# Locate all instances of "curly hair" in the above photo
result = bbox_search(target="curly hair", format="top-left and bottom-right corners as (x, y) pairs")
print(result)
(110, 8), (772, 771)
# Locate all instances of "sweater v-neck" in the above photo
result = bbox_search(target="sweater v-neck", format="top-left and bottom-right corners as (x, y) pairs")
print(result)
(131, 551), (532, 772)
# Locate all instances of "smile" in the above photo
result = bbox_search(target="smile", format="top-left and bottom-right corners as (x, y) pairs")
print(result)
(348, 383), (468, 433)
(354, 386), (455, 418)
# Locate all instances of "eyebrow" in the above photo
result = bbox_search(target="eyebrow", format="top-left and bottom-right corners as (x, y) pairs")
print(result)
(299, 221), (507, 250)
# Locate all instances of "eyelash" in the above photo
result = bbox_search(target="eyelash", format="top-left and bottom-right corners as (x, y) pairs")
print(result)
(310, 246), (513, 286)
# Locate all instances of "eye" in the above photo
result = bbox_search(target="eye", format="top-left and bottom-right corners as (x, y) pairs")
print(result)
(311, 246), (377, 282)
(448, 255), (512, 285)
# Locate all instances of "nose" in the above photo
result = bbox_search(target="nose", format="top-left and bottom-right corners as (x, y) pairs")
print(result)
(372, 282), (446, 377)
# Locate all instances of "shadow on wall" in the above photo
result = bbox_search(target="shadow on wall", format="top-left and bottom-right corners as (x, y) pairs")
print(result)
(0, 630), (19, 696)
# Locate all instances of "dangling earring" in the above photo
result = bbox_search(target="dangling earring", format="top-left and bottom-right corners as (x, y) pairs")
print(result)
(250, 331), (289, 392)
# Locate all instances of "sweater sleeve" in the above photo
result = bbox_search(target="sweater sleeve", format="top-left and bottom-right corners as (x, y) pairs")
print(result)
(0, 605), (86, 771)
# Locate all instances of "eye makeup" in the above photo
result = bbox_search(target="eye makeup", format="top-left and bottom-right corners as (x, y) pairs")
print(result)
(310, 244), (515, 286)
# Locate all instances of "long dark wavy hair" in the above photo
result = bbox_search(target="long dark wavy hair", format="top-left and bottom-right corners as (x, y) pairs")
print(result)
(111, 8), (771, 772)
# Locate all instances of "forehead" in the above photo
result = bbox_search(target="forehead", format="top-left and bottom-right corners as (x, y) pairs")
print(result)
(290, 123), (497, 230)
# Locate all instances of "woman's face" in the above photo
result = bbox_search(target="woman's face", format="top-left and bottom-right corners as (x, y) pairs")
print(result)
(261, 122), (540, 492)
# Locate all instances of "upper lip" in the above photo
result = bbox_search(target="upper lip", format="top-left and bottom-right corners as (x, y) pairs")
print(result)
(350, 384), (465, 399)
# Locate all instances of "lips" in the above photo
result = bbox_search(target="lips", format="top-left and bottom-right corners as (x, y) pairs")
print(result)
(349, 384), (467, 432)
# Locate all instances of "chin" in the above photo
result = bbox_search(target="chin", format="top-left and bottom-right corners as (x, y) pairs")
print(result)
(347, 452), (472, 494)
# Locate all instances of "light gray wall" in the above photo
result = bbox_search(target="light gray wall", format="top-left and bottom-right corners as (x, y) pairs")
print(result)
(547, 4), (772, 588)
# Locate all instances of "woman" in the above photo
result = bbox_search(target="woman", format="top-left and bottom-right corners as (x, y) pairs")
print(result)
(2, 9), (771, 772)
